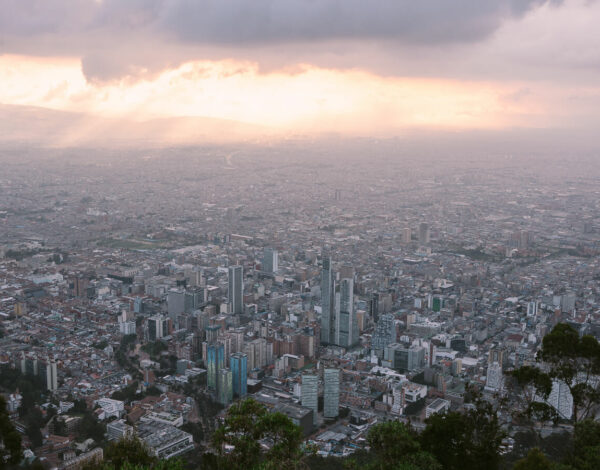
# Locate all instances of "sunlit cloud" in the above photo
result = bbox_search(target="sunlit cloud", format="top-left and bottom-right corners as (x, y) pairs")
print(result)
(0, 54), (553, 135)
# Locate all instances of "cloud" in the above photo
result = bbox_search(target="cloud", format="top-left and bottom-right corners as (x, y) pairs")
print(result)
(1, 0), (559, 82)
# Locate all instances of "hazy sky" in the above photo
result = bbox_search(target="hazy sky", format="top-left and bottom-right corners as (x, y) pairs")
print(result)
(2, 0), (600, 135)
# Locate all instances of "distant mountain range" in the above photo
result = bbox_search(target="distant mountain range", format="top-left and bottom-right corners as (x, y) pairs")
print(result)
(0, 104), (274, 147)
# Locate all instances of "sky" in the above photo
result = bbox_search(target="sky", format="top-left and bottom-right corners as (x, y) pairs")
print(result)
(2, 0), (600, 138)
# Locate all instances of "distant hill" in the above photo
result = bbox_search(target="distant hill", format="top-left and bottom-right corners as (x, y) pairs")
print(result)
(0, 104), (274, 147)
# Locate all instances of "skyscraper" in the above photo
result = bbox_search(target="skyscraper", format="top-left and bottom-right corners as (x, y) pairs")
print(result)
(217, 368), (233, 405)
(419, 223), (430, 245)
(301, 374), (318, 425)
(485, 362), (503, 392)
(402, 227), (412, 244)
(148, 315), (168, 341)
(323, 368), (340, 419)
(320, 256), (335, 345)
(335, 267), (357, 348)
(228, 265), (243, 314)
(207, 343), (225, 390)
(372, 313), (395, 354)
(230, 352), (248, 398)
(263, 248), (278, 274)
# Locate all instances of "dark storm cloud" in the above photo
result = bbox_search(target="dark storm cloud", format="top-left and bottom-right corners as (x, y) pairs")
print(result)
(1, 0), (558, 81)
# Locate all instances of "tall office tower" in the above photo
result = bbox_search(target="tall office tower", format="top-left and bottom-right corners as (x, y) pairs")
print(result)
(230, 352), (248, 398)
(301, 374), (319, 425)
(418, 223), (430, 245)
(368, 292), (379, 322)
(527, 301), (538, 316)
(335, 268), (357, 348)
(217, 368), (233, 405)
(228, 266), (244, 314)
(484, 362), (503, 392)
(488, 347), (506, 367)
(167, 288), (186, 318)
(263, 248), (278, 274)
(320, 256), (335, 345)
(402, 227), (412, 244)
(207, 343), (225, 390)
(148, 315), (167, 341)
(323, 368), (340, 419)
(38, 359), (58, 392)
(371, 313), (396, 355)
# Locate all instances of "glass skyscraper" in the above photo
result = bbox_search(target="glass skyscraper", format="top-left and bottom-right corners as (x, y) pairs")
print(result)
(207, 342), (224, 390)
(217, 368), (233, 405)
(320, 256), (335, 345)
(323, 368), (340, 418)
(230, 352), (248, 398)
(228, 265), (243, 314)
(301, 374), (318, 425)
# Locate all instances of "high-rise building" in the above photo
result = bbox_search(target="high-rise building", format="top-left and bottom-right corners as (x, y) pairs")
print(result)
(335, 268), (357, 348)
(230, 352), (248, 398)
(301, 374), (318, 425)
(263, 248), (278, 274)
(418, 223), (430, 245)
(402, 227), (412, 244)
(384, 343), (426, 371)
(228, 266), (243, 314)
(320, 256), (335, 345)
(167, 289), (186, 318)
(38, 359), (58, 392)
(148, 315), (168, 341)
(323, 369), (340, 419)
(372, 313), (395, 354)
(368, 292), (379, 322)
(207, 343), (225, 390)
(484, 362), (503, 392)
(217, 368), (233, 406)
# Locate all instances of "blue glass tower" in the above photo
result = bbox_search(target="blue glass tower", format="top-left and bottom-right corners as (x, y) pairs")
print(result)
(230, 352), (248, 398)
(207, 343), (224, 390)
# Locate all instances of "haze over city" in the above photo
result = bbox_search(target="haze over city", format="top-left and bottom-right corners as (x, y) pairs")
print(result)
(1, 2), (600, 470)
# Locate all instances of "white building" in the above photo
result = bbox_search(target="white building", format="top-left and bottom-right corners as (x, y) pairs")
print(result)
(95, 398), (125, 420)
(485, 362), (503, 392)
(425, 398), (450, 418)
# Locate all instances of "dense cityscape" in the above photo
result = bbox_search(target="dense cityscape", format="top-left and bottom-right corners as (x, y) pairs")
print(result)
(1, 143), (599, 469)
(3, 1), (600, 469)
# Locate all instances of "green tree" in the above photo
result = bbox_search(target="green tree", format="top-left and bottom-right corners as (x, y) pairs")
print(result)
(564, 419), (600, 470)
(0, 395), (23, 466)
(103, 437), (156, 469)
(212, 398), (307, 470)
(505, 365), (557, 426)
(514, 448), (553, 470)
(82, 437), (184, 470)
(365, 420), (440, 470)
(420, 399), (504, 470)
(519, 323), (600, 422)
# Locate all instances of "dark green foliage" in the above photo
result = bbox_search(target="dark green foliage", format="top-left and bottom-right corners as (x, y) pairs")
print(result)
(212, 398), (307, 470)
(111, 382), (139, 402)
(534, 324), (600, 421)
(0, 395), (23, 466)
(81, 437), (184, 470)
(514, 448), (552, 470)
(93, 339), (109, 350)
(565, 419), (600, 470)
(141, 341), (167, 359)
(365, 420), (440, 470)
(420, 399), (504, 470)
